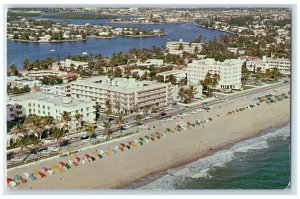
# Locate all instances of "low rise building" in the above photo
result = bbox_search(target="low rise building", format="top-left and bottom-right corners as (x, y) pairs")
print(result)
(246, 56), (290, 75)
(8, 92), (96, 123)
(41, 83), (71, 96)
(156, 70), (187, 82)
(6, 103), (26, 121)
(187, 58), (245, 91)
(166, 39), (202, 55)
(52, 59), (89, 71)
(7, 77), (41, 89)
(71, 76), (174, 114)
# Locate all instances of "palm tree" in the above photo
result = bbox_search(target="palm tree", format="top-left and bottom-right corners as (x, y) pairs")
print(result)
(17, 137), (30, 151)
(30, 119), (43, 140)
(60, 111), (71, 132)
(23, 59), (30, 71)
(52, 128), (64, 143)
(74, 113), (82, 132)
(103, 121), (112, 138)
(115, 114), (125, 135)
(241, 65), (250, 85)
(178, 87), (186, 102)
(134, 114), (143, 132)
(86, 123), (95, 141)
(187, 85), (197, 103)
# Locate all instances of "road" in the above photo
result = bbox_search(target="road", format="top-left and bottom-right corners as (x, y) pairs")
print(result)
(7, 81), (290, 166)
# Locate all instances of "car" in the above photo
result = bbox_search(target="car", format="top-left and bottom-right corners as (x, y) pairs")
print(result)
(82, 139), (91, 143)
(40, 150), (51, 154)
(203, 102), (208, 105)
(48, 146), (59, 152)
(160, 112), (167, 116)
(284, 80), (289, 83)
(144, 116), (152, 120)
(10, 157), (24, 162)
(196, 108), (204, 112)
(122, 124), (132, 130)
(190, 111), (198, 114)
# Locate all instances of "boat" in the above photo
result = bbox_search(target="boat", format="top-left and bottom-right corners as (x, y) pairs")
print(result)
(82, 51), (88, 55)
(50, 49), (56, 52)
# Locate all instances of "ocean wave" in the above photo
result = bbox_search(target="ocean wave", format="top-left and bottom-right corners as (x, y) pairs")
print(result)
(140, 125), (290, 189)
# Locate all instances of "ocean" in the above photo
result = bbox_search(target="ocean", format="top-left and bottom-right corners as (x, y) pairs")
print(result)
(126, 124), (291, 189)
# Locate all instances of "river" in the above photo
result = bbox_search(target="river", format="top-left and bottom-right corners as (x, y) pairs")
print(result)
(7, 18), (232, 68)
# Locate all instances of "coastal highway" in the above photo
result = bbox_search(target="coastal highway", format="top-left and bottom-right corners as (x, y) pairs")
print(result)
(7, 82), (290, 165)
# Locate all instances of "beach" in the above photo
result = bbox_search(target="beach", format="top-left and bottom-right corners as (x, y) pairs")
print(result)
(7, 85), (290, 189)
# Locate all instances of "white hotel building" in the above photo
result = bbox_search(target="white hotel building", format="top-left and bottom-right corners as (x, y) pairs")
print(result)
(166, 39), (202, 55)
(71, 76), (174, 114)
(187, 58), (245, 91)
(8, 92), (96, 123)
(246, 56), (290, 75)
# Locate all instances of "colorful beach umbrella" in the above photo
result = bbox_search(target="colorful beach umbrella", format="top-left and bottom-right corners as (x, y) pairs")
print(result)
(75, 157), (81, 162)
(120, 143), (126, 148)
(52, 165), (63, 172)
(7, 178), (12, 184)
(14, 175), (22, 181)
(19, 178), (27, 184)
(59, 162), (65, 167)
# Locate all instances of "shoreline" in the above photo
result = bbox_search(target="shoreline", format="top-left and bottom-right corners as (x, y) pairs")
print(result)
(194, 23), (237, 35)
(8, 38), (86, 43)
(120, 121), (290, 189)
(7, 87), (290, 189)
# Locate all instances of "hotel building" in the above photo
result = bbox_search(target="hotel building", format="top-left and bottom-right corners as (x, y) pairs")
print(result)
(71, 76), (174, 114)
(187, 58), (245, 91)
(246, 56), (290, 75)
(8, 92), (96, 123)
(166, 39), (202, 55)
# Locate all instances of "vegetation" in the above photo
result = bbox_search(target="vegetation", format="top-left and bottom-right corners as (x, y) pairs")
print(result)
(43, 13), (116, 19)
(7, 65), (22, 77)
(200, 72), (220, 97)
(7, 85), (31, 95)
(40, 75), (63, 85)
(177, 85), (197, 103)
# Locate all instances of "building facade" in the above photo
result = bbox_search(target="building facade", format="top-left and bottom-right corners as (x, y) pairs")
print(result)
(71, 76), (174, 114)
(187, 58), (245, 91)
(246, 56), (290, 75)
(52, 59), (89, 71)
(6, 103), (26, 122)
(166, 39), (202, 55)
(9, 92), (96, 123)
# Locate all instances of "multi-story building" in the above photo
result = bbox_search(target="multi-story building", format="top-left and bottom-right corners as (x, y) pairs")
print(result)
(7, 77), (41, 89)
(8, 92), (96, 123)
(41, 82), (71, 96)
(6, 103), (26, 122)
(187, 58), (245, 91)
(71, 76), (174, 114)
(246, 56), (290, 75)
(52, 59), (89, 71)
(166, 39), (202, 55)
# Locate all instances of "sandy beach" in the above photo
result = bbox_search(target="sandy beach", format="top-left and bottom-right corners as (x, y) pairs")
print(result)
(7, 86), (290, 190)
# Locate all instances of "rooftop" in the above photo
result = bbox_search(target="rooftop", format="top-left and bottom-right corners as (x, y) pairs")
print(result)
(9, 92), (92, 108)
(72, 76), (169, 93)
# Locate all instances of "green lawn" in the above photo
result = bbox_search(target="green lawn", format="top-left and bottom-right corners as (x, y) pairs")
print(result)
(264, 79), (279, 84)
(242, 85), (255, 90)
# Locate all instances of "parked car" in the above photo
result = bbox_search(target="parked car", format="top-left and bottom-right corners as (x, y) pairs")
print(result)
(10, 157), (24, 162)
(122, 124), (132, 130)
(145, 116), (152, 120)
(160, 112), (167, 116)
(48, 146), (59, 152)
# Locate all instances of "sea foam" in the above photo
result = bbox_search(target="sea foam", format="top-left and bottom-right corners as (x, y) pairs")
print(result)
(140, 124), (290, 189)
